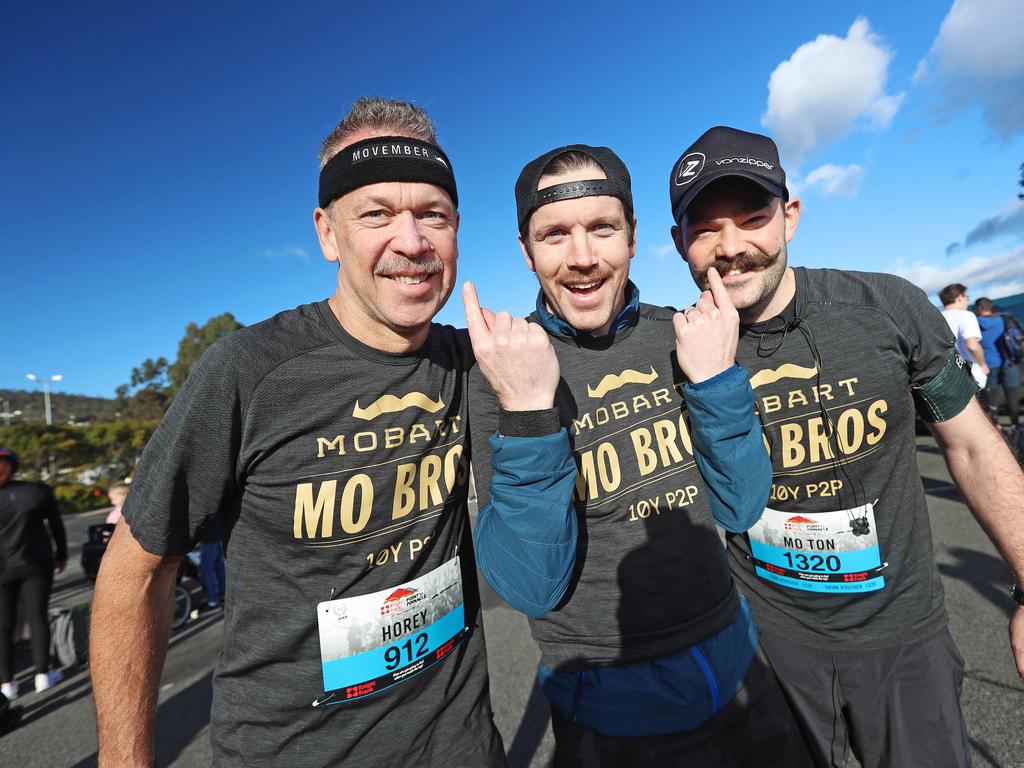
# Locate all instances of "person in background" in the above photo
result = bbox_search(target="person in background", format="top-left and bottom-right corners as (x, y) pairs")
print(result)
(0, 447), (67, 699)
(976, 297), (1021, 429)
(104, 480), (130, 525)
(940, 283), (988, 388)
(197, 517), (225, 610)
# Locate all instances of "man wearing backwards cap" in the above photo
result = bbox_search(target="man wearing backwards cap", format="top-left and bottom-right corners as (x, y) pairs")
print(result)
(463, 144), (812, 765)
(90, 98), (506, 767)
(669, 125), (1024, 768)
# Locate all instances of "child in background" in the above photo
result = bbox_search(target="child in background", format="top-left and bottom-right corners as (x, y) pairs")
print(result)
(104, 481), (130, 525)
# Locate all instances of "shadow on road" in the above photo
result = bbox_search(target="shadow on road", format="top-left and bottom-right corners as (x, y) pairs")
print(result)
(937, 547), (1016, 620)
(506, 676), (551, 768)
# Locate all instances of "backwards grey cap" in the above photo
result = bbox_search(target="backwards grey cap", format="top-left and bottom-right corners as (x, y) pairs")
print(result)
(669, 126), (788, 224)
(515, 144), (633, 233)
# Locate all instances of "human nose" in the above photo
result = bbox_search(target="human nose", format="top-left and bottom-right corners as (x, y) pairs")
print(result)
(390, 211), (431, 257)
(566, 231), (598, 269)
(716, 222), (745, 260)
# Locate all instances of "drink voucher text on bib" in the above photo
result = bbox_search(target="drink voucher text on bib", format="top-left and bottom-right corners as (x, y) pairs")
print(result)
(747, 504), (886, 593)
(315, 556), (466, 705)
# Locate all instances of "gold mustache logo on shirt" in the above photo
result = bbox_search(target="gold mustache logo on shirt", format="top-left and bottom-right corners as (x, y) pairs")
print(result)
(749, 363), (819, 389)
(352, 392), (446, 421)
(587, 366), (659, 398)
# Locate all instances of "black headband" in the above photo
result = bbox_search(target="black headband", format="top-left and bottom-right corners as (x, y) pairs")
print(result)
(318, 135), (458, 209)
(515, 144), (633, 232)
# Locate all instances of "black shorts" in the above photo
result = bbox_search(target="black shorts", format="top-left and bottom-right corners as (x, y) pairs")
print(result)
(759, 626), (971, 768)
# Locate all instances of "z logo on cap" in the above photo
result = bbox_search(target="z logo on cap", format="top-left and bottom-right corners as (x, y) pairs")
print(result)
(674, 152), (705, 186)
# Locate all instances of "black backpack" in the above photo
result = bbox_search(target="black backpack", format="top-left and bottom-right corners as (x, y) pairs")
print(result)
(998, 314), (1024, 364)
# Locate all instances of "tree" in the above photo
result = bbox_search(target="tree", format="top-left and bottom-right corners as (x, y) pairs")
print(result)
(167, 313), (244, 397)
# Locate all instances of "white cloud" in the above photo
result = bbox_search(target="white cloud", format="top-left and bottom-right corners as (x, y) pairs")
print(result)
(803, 163), (867, 198)
(262, 245), (310, 261)
(762, 18), (905, 163)
(917, 0), (1024, 138)
(947, 198), (1024, 254)
(648, 243), (676, 260)
(891, 244), (1024, 299)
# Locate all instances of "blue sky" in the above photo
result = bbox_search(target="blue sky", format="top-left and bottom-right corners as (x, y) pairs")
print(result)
(3, 0), (1023, 398)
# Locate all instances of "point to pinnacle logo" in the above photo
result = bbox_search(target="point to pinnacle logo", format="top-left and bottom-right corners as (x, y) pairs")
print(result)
(380, 587), (426, 616)
(784, 515), (827, 533)
(674, 152), (705, 186)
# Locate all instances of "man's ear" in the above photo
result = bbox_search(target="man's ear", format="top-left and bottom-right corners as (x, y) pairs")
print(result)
(784, 198), (801, 243)
(628, 217), (638, 259)
(519, 234), (537, 274)
(313, 206), (340, 264)
(671, 224), (687, 261)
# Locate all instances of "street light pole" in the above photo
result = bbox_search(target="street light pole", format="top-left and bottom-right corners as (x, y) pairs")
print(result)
(1, 400), (22, 427)
(26, 373), (63, 479)
(26, 373), (63, 426)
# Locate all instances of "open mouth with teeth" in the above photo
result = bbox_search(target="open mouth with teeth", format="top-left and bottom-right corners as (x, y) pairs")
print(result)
(563, 278), (606, 297)
(385, 274), (435, 286)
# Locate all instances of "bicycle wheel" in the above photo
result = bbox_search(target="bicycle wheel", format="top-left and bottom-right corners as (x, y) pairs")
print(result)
(171, 584), (192, 630)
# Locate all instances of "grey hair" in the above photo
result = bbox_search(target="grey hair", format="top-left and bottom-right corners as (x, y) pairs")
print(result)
(318, 97), (438, 169)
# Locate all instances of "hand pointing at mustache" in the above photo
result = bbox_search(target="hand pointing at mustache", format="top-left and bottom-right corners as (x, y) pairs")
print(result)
(463, 281), (560, 411)
(672, 267), (740, 384)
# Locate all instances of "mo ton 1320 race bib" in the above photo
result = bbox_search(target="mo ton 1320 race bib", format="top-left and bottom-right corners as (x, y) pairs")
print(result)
(313, 556), (466, 706)
(747, 503), (887, 593)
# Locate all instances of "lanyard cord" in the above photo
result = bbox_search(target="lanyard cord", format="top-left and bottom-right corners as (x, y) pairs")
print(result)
(754, 316), (869, 526)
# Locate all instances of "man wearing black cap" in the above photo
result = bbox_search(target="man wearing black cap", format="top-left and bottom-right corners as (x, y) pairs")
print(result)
(465, 144), (812, 766)
(669, 126), (1024, 768)
(90, 98), (506, 767)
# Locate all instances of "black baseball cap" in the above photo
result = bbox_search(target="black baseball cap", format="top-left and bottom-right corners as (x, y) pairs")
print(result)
(516, 144), (633, 233)
(669, 126), (788, 224)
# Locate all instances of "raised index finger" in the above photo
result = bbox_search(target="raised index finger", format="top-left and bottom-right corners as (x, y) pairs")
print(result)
(706, 267), (736, 312)
(462, 281), (491, 342)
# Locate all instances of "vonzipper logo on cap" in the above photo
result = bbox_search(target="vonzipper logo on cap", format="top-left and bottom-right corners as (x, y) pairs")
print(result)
(674, 152), (705, 186)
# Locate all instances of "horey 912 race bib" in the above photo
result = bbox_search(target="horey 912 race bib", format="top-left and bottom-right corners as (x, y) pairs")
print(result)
(314, 556), (466, 706)
(747, 503), (887, 593)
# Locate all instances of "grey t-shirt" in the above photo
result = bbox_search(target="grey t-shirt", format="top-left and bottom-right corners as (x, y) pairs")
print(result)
(123, 301), (500, 767)
(470, 304), (740, 672)
(731, 268), (969, 650)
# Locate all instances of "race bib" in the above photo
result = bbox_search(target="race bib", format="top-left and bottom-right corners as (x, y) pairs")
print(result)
(747, 504), (886, 593)
(314, 556), (466, 706)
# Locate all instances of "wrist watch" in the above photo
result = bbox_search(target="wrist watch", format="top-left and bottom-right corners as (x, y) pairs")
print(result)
(1012, 584), (1024, 606)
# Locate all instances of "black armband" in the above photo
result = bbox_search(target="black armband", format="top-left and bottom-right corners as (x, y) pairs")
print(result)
(498, 408), (561, 438)
(911, 349), (978, 423)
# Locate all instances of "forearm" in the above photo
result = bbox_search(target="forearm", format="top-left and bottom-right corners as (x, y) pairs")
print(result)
(965, 339), (987, 369)
(91, 524), (181, 766)
(474, 428), (579, 616)
(684, 365), (771, 532)
(936, 407), (1024, 583)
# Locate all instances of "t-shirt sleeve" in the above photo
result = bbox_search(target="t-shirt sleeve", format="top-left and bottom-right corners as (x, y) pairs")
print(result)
(122, 339), (247, 556)
(873, 276), (976, 421)
(880, 276), (958, 386)
(963, 312), (982, 341)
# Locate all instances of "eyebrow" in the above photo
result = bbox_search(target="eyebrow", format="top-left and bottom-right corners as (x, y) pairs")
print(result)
(687, 200), (771, 225)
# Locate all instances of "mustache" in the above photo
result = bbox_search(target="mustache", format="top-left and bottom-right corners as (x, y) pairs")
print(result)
(695, 248), (778, 286)
(374, 254), (444, 277)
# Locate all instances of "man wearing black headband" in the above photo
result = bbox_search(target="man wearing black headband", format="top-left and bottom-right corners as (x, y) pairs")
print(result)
(669, 125), (1024, 768)
(91, 98), (506, 767)
(464, 145), (811, 765)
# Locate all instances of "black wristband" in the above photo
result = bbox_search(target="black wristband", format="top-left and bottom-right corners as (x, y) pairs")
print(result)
(498, 408), (561, 438)
(1012, 584), (1024, 606)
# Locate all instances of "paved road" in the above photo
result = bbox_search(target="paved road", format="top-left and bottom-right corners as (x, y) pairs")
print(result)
(3, 433), (1023, 766)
